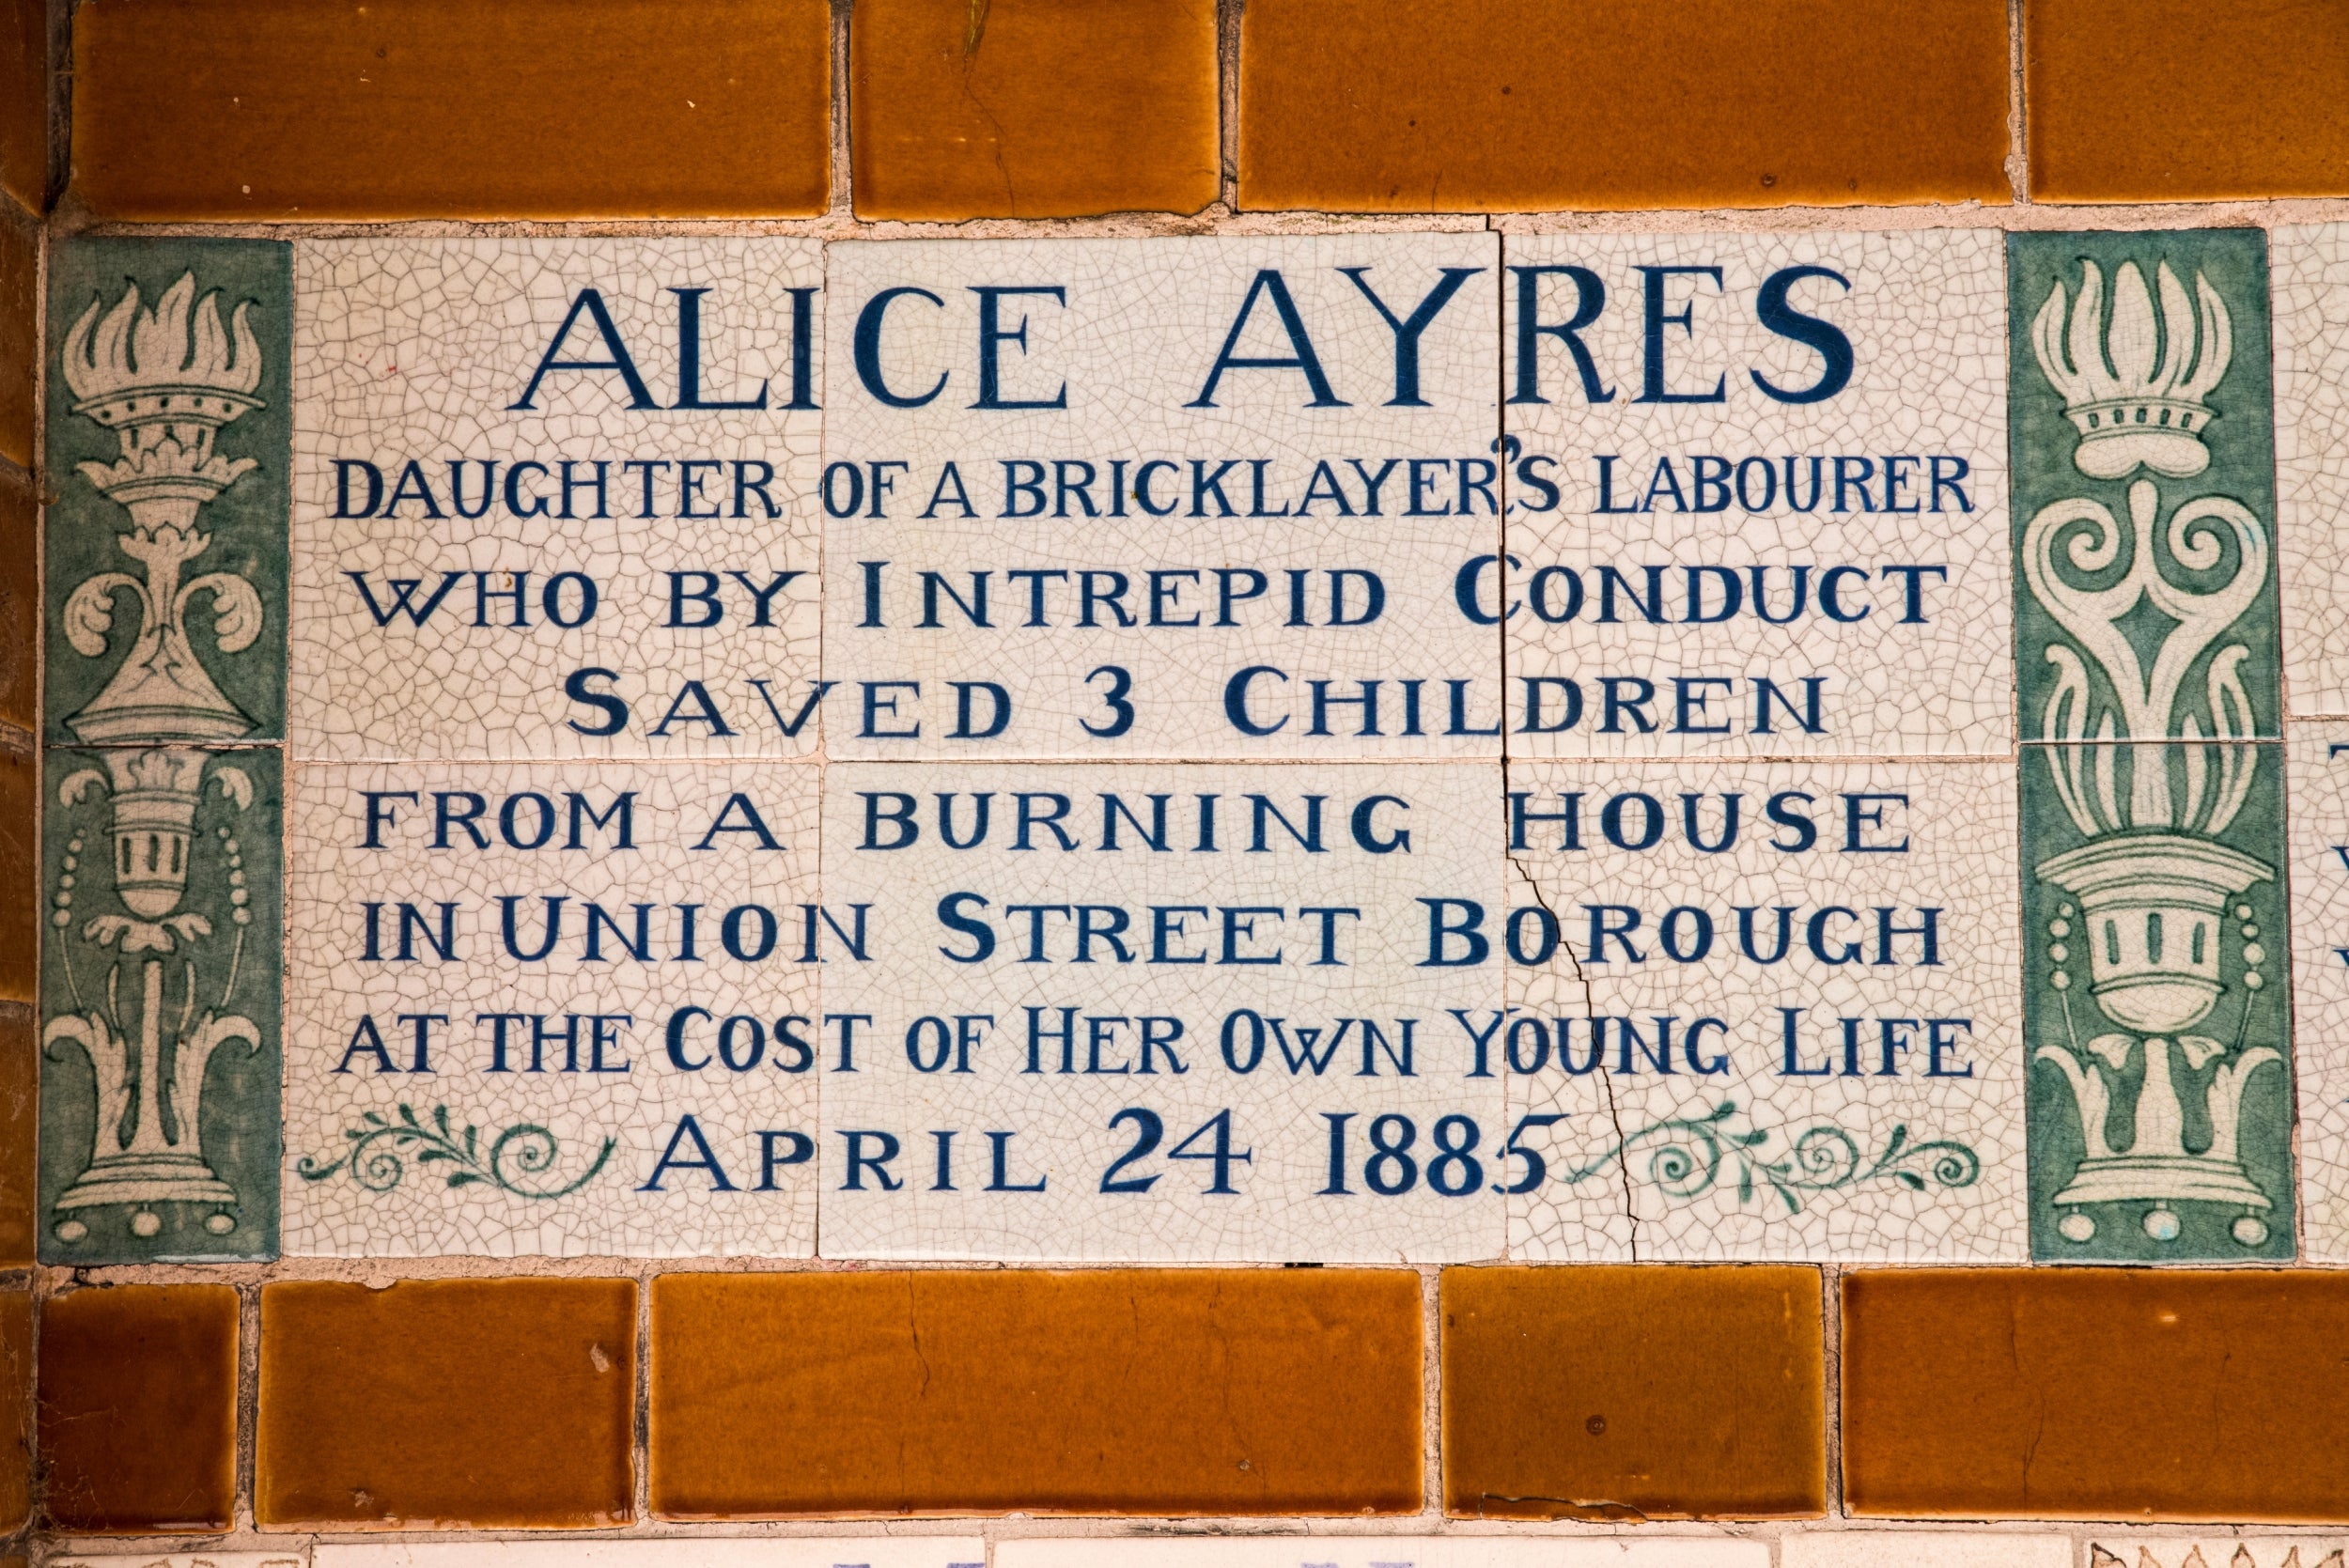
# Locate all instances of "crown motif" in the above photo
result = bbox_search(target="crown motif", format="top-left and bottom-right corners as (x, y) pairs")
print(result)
(2033, 258), (2231, 479)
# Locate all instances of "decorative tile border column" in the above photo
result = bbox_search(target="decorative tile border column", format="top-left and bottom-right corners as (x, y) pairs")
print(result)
(39, 239), (289, 1263)
(2008, 229), (2293, 1262)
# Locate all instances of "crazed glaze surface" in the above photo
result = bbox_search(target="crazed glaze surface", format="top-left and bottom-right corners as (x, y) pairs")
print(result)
(288, 238), (824, 761)
(27, 225), (2349, 1276)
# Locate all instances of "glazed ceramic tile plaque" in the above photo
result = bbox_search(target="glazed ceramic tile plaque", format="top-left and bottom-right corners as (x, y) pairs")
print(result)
(818, 760), (1505, 1260)
(997, 1540), (1767, 1568)
(2009, 230), (2294, 1261)
(1499, 230), (2011, 759)
(290, 237), (824, 760)
(43, 225), (2348, 1267)
(822, 235), (1501, 759)
(282, 762), (820, 1256)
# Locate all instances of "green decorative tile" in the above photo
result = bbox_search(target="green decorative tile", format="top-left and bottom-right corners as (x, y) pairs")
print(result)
(2009, 229), (2293, 1261)
(39, 744), (284, 1260)
(45, 238), (291, 745)
(39, 234), (290, 1264)
(2011, 229), (2280, 741)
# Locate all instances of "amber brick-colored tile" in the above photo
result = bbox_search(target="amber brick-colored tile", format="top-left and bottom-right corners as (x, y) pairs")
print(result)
(0, 462), (30, 736)
(0, 1290), (27, 1534)
(1442, 1265), (1825, 1520)
(1844, 1268), (2349, 1519)
(0, 1003), (32, 1267)
(650, 1268), (1422, 1517)
(38, 1284), (238, 1532)
(2029, 0), (2349, 201)
(0, 198), (33, 471)
(0, 0), (44, 212)
(71, 0), (829, 220)
(852, 0), (1218, 219)
(0, 739), (29, 1003)
(257, 1278), (633, 1529)
(1239, 0), (2009, 211)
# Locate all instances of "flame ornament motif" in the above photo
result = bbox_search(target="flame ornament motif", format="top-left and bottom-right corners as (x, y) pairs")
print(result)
(2032, 259), (2232, 479)
(39, 242), (289, 1263)
(2010, 231), (2291, 1260)
(57, 272), (269, 743)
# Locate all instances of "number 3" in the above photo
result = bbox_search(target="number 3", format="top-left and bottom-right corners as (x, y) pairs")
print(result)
(1082, 664), (1135, 737)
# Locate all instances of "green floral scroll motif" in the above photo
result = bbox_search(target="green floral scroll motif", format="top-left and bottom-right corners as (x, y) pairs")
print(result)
(2010, 229), (2293, 1262)
(299, 1102), (615, 1200)
(1551, 1099), (1980, 1216)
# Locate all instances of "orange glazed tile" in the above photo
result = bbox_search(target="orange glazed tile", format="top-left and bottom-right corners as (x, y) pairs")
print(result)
(648, 1268), (1423, 1517)
(1442, 1265), (1826, 1520)
(0, 0), (43, 212)
(0, 739), (29, 1004)
(1844, 1268), (2349, 1520)
(0, 1290), (26, 1534)
(0, 463), (30, 737)
(70, 0), (830, 220)
(0, 197), (32, 471)
(851, 0), (1219, 219)
(0, 1003), (32, 1266)
(2029, 0), (2349, 201)
(37, 1284), (238, 1533)
(1238, 0), (2010, 211)
(257, 1278), (634, 1529)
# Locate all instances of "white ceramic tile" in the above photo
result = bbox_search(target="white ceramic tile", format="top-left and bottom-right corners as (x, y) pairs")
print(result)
(999, 1541), (1765, 1568)
(822, 235), (1501, 759)
(290, 238), (824, 759)
(817, 760), (1505, 1259)
(1503, 757), (2027, 1260)
(2289, 723), (2349, 1259)
(283, 761), (820, 1256)
(2276, 224), (2349, 717)
(1781, 1536), (2074, 1568)
(317, 1544), (987, 1568)
(2088, 1544), (2345, 1568)
(1501, 230), (2010, 757)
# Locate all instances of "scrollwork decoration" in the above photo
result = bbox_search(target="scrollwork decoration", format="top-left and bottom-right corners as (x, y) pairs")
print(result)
(1551, 1099), (1980, 1215)
(298, 1101), (614, 1200)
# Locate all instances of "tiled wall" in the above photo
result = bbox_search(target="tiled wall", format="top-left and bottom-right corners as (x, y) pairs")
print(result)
(17, 1), (2349, 1565)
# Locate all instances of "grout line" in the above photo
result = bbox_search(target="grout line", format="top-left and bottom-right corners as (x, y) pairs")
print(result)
(1420, 1263), (1441, 1523)
(2007, 0), (2030, 205)
(831, 0), (857, 223)
(235, 1278), (261, 1533)
(1820, 1264), (1843, 1521)
(57, 195), (2349, 245)
(1218, 0), (1243, 214)
(82, 1250), (2325, 1287)
(45, 0), (70, 214)
(633, 1266), (653, 1526)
